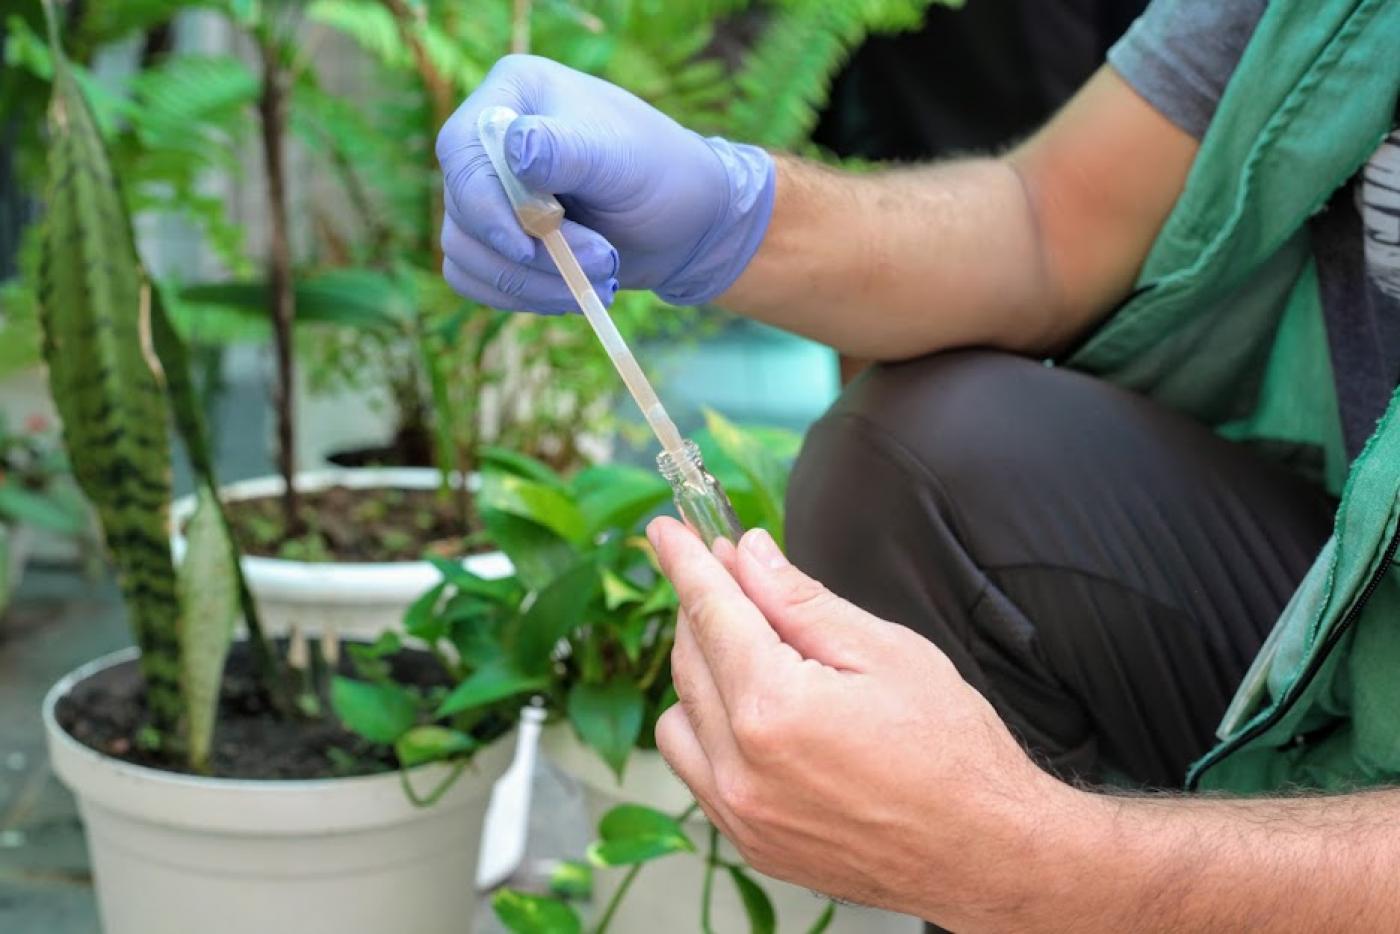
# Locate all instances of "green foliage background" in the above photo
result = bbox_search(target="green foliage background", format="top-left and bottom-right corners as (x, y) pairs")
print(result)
(3, 0), (956, 471)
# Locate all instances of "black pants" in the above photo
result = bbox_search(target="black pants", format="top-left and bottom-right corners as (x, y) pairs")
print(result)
(786, 351), (1335, 789)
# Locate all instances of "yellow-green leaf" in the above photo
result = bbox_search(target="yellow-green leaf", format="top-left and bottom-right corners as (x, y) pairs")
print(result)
(177, 485), (239, 772)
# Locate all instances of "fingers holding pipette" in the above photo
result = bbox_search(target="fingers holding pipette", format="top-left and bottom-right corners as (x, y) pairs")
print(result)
(441, 216), (620, 314)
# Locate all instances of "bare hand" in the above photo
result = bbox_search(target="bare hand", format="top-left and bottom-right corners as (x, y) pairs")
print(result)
(647, 518), (1085, 928)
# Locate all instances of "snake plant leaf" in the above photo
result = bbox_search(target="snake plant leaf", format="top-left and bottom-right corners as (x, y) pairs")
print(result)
(36, 14), (183, 734)
(177, 485), (239, 773)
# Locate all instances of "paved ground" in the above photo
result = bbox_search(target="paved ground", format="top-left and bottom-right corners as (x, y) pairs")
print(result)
(0, 565), (124, 932)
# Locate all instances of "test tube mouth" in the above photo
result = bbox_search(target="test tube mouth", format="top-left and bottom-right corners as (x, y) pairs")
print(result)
(656, 439), (704, 484)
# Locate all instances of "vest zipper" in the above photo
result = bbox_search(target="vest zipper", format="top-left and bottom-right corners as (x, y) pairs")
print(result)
(1187, 518), (1400, 790)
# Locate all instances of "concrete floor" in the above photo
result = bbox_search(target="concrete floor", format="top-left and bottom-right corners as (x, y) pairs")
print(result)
(0, 566), (123, 932)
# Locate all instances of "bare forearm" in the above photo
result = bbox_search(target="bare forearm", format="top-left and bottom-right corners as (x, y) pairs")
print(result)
(716, 69), (1197, 363)
(968, 785), (1400, 932)
(718, 154), (1062, 360)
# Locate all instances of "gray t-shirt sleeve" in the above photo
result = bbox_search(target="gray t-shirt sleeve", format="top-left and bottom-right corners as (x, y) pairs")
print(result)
(1106, 0), (1268, 139)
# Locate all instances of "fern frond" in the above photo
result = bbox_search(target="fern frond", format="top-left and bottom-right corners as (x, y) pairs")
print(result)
(126, 54), (259, 148)
(729, 0), (946, 149)
(306, 0), (412, 69)
(74, 0), (189, 50)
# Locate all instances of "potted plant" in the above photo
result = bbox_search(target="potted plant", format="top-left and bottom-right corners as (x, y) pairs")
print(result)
(0, 411), (87, 616)
(355, 415), (923, 932)
(8, 0), (956, 640)
(33, 13), (517, 932)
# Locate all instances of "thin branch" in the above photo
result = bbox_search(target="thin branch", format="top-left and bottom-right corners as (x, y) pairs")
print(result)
(257, 34), (301, 534)
(379, 0), (455, 268)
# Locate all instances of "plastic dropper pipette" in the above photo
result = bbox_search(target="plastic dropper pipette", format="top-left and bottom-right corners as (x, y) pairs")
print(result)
(477, 106), (707, 491)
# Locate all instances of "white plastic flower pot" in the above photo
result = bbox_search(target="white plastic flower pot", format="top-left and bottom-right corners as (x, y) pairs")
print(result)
(541, 725), (923, 934)
(45, 648), (514, 934)
(170, 467), (512, 641)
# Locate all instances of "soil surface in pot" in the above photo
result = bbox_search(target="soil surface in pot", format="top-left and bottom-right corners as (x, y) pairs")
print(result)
(56, 643), (460, 779)
(222, 485), (486, 563)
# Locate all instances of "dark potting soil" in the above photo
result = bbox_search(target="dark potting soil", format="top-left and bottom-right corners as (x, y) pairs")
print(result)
(55, 642), (450, 780)
(222, 484), (486, 563)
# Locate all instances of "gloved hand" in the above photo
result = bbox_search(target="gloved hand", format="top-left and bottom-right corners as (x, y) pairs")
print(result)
(435, 54), (776, 314)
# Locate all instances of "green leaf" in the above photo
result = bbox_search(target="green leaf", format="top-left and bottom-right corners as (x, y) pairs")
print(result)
(573, 464), (671, 538)
(331, 676), (418, 744)
(177, 269), (408, 338)
(480, 509), (578, 591)
(479, 472), (587, 545)
(548, 859), (593, 899)
(0, 483), (84, 533)
(403, 581), (447, 642)
(567, 680), (644, 781)
(600, 568), (643, 611)
(126, 54), (257, 150)
(37, 20), (183, 734)
(586, 803), (694, 866)
(491, 889), (582, 934)
(507, 560), (600, 676)
(480, 446), (567, 490)
(395, 725), (476, 768)
(177, 485), (239, 772)
(728, 867), (776, 934)
(703, 410), (791, 546)
(434, 660), (547, 718)
(427, 555), (521, 604)
(807, 901), (837, 934)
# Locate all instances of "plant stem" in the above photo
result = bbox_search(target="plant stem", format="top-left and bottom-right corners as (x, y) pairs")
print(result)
(637, 634), (673, 692)
(701, 824), (719, 934)
(592, 862), (643, 934)
(256, 34), (300, 536)
(399, 758), (467, 807)
(379, 0), (453, 267)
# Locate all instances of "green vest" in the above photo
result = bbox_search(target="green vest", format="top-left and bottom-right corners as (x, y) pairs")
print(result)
(1065, 0), (1400, 793)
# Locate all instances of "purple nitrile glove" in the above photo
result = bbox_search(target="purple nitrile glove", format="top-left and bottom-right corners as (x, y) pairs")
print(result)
(435, 54), (776, 314)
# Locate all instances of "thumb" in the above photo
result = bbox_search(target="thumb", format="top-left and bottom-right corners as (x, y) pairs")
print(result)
(732, 528), (894, 671)
(505, 114), (613, 196)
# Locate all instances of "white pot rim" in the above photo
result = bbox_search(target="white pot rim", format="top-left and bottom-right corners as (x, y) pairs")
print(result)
(44, 647), (514, 835)
(170, 467), (512, 603)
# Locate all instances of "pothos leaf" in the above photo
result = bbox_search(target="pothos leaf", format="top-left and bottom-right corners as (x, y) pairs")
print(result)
(586, 803), (694, 866)
(806, 901), (838, 934)
(491, 889), (582, 934)
(331, 676), (418, 745)
(507, 559), (600, 676)
(394, 724), (475, 768)
(567, 679), (645, 782)
(479, 472), (588, 545)
(548, 859), (593, 899)
(434, 660), (547, 719)
(728, 866), (777, 934)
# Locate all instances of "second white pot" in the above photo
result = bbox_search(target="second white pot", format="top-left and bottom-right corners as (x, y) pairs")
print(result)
(542, 725), (924, 934)
(171, 467), (513, 641)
